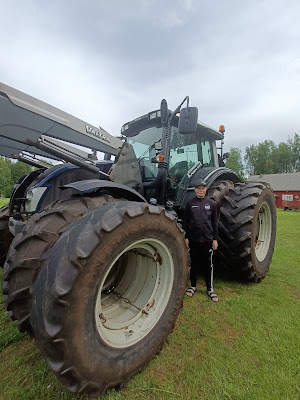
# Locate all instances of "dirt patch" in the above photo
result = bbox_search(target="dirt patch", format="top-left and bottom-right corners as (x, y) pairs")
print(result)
(285, 283), (300, 299)
(213, 313), (244, 347)
(219, 286), (238, 297)
(0, 337), (38, 365)
(219, 324), (243, 346)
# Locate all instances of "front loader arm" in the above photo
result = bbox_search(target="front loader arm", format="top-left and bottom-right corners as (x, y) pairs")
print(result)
(0, 82), (123, 158)
(0, 82), (142, 188)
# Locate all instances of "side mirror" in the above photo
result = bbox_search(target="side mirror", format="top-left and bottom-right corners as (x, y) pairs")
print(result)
(179, 107), (198, 134)
(222, 152), (230, 160)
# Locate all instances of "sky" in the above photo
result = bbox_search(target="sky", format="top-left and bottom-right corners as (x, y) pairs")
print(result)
(1, 0), (300, 156)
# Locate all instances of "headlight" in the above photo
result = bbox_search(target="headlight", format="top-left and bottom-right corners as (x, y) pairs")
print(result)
(25, 187), (47, 212)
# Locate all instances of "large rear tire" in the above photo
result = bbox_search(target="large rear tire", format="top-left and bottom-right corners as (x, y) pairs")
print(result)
(31, 201), (188, 397)
(207, 180), (234, 271)
(218, 182), (276, 281)
(0, 204), (13, 267)
(207, 180), (234, 209)
(2, 195), (120, 335)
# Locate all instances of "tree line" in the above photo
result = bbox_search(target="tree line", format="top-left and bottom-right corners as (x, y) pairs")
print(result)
(225, 133), (300, 180)
(0, 158), (36, 198)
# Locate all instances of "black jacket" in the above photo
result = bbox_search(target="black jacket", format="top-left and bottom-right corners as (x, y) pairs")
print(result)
(184, 195), (218, 242)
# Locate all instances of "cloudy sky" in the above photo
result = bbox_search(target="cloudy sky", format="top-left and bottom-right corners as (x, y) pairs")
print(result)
(1, 0), (299, 155)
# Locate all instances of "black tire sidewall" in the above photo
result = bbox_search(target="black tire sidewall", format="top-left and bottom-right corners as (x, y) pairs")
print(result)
(250, 188), (276, 276)
(0, 204), (13, 265)
(55, 212), (187, 385)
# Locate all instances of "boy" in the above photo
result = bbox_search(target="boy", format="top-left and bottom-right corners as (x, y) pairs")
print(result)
(184, 179), (219, 302)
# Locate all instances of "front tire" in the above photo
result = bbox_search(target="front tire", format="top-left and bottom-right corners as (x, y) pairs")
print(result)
(0, 204), (13, 267)
(31, 201), (188, 397)
(3, 195), (120, 335)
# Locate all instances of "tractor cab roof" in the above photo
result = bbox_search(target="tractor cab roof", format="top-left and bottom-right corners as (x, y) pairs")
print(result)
(121, 109), (224, 141)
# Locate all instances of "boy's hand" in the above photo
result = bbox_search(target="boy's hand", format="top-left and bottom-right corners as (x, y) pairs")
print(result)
(213, 240), (218, 250)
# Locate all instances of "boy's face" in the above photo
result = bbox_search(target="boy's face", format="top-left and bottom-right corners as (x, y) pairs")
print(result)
(194, 185), (207, 198)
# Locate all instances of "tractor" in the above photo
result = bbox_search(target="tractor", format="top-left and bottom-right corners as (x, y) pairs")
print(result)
(0, 83), (276, 397)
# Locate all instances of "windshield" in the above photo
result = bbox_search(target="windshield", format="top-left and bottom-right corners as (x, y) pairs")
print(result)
(127, 124), (217, 185)
(127, 126), (162, 179)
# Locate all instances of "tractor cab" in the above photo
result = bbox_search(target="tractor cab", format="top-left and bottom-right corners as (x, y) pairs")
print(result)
(121, 109), (224, 206)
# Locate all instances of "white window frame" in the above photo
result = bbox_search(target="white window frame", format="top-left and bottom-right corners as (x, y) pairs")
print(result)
(282, 194), (293, 201)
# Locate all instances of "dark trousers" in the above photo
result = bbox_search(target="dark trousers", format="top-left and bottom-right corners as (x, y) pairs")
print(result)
(189, 240), (214, 292)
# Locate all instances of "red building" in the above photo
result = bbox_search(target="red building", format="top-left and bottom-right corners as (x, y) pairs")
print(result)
(248, 172), (300, 209)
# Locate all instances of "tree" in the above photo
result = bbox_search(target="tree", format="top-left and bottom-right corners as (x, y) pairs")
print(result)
(245, 135), (300, 175)
(287, 133), (300, 172)
(9, 160), (34, 184)
(0, 158), (36, 198)
(225, 147), (245, 180)
(245, 140), (276, 175)
(0, 158), (13, 197)
(271, 142), (293, 173)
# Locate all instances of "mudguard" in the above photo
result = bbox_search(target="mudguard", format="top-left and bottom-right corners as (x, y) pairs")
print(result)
(179, 167), (241, 209)
(62, 180), (147, 203)
(189, 167), (240, 188)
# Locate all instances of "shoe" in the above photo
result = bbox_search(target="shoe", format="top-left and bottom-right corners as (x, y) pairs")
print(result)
(207, 291), (219, 302)
(186, 287), (196, 297)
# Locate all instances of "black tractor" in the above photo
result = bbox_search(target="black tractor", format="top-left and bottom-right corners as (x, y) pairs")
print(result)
(0, 83), (276, 397)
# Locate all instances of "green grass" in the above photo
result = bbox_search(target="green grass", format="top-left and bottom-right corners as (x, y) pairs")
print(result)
(0, 198), (9, 208)
(0, 210), (299, 400)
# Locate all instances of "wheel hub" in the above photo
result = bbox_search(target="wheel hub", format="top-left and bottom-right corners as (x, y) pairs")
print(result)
(255, 201), (272, 262)
(94, 238), (174, 348)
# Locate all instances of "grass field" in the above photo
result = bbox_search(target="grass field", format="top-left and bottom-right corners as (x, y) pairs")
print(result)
(0, 199), (9, 208)
(0, 203), (299, 400)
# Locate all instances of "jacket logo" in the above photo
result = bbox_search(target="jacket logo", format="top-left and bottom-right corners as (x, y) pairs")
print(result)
(205, 204), (211, 210)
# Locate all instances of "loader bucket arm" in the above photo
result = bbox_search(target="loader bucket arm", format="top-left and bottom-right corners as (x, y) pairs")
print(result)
(0, 135), (60, 161)
(0, 82), (123, 158)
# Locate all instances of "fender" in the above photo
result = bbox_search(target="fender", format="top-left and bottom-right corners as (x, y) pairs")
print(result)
(189, 167), (241, 189)
(61, 180), (147, 203)
(9, 169), (44, 214)
(179, 167), (241, 210)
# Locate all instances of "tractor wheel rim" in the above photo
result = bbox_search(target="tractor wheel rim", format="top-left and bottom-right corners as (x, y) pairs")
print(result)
(255, 200), (272, 262)
(94, 238), (174, 348)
